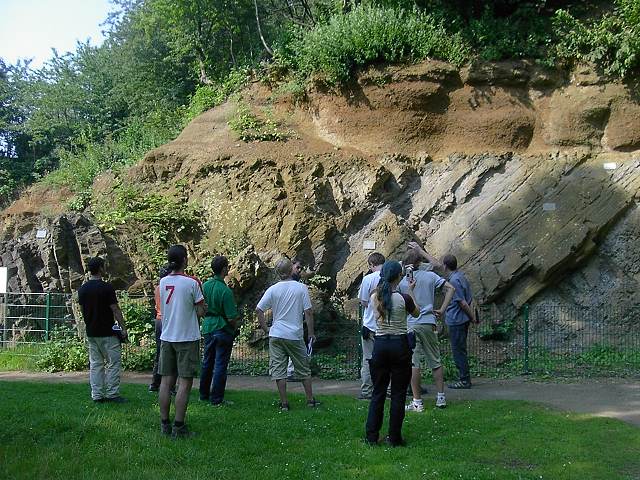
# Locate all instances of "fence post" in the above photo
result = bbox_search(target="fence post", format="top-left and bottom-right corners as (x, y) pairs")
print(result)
(522, 304), (530, 375)
(45, 292), (51, 342)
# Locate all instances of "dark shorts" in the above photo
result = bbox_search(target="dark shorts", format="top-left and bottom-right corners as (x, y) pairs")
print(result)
(159, 340), (200, 378)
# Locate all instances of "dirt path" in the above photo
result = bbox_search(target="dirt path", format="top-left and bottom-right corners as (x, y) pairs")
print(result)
(1, 371), (638, 428)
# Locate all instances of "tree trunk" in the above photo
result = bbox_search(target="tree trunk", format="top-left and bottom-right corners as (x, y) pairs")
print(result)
(254, 0), (273, 56)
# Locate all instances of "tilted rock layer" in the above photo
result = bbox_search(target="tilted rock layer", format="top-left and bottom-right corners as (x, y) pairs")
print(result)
(1, 60), (639, 317)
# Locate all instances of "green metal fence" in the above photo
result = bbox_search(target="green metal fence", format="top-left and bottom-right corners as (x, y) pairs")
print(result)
(1, 292), (638, 379)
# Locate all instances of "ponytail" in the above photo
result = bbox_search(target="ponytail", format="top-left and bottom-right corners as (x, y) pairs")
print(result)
(375, 261), (402, 323)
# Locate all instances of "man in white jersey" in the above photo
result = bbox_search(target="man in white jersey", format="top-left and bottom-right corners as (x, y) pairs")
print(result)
(400, 247), (455, 411)
(158, 245), (206, 439)
(357, 252), (385, 400)
(256, 257), (320, 411)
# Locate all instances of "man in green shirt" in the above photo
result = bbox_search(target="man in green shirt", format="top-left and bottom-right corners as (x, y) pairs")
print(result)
(199, 256), (239, 405)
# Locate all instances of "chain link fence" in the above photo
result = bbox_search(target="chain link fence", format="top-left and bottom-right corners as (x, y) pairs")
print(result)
(1, 292), (638, 379)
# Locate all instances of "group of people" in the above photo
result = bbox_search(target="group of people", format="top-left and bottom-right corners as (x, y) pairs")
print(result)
(77, 240), (476, 444)
(359, 242), (477, 446)
(77, 246), (320, 439)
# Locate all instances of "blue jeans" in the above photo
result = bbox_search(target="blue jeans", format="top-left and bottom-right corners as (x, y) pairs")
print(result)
(199, 330), (234, 404)
(449, 321), (470, 383)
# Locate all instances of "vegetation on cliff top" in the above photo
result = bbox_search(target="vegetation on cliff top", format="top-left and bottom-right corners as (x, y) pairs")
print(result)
(1, 0), (638, 221)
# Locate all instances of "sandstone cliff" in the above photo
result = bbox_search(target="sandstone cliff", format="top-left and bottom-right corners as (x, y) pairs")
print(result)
(1, 60), (639, 320)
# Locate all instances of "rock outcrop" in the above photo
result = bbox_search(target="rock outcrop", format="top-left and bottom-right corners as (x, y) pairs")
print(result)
(1, 60), (639, 319)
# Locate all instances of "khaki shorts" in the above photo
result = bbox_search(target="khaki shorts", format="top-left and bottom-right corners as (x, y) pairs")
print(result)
(269, 337), (311, 380)
(159, 340), (200, 378)
(411, 324), (442, 370)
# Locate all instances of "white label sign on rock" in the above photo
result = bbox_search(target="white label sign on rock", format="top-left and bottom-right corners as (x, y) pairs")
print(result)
(363, 240), (376, 250)
(603, 163), (617, 170)
(36, 229), (47, 239)
(0, 267), (7, 294)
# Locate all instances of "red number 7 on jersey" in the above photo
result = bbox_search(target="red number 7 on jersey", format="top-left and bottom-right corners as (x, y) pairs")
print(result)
(165, 285), (175, 304)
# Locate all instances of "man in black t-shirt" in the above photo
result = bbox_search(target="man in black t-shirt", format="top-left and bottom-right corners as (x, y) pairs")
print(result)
(78, 257), (128, 403)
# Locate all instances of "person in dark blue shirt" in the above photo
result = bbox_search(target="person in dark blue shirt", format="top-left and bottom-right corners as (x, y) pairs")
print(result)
(442, 254), (477, 389)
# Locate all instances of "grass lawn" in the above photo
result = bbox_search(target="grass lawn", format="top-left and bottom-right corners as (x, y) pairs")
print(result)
(0, 382), (638, 480)
(0, 346), (42, 371)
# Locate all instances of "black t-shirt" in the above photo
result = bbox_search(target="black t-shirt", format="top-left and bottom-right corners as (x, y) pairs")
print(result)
(78, 279), (118, 337)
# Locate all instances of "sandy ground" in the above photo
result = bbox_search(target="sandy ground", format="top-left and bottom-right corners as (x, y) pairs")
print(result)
(1, 371), (638, 428)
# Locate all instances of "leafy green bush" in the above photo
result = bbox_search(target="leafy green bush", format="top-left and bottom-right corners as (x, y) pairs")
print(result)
(279, 6), (470, 84)
(122, 344), (155, 371)
(183, 69), (249, 123)
(93, 184), (203, 272)
(118, 294), (154, 346)
(36, 326), (88, 372)
(228, 103), (288, 142)
(553, 1), (640, 78)
(466, 7), (553, 61)
(43, 108), (184, 210)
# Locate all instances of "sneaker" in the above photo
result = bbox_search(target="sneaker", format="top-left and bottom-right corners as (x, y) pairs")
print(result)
(436, 395), (447, 409)
(92, 398), (104, 403)
(211, 400), (234, 407)
(160, 422), (172, 436)
(171, 424), (196, 439)
(148, 384), (159, 392)
(364, 437), (379, 446)
(279, 402), (290, 412)
(307, 398), (321, 408)
(405, 401), (424, 413)
(105, 396), (128, 403)
(357, 393), (372, 401)
(448, 381), (472, 389)
(384, 435), (406, 447)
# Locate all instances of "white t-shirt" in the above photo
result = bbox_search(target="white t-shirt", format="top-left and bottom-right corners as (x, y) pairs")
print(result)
(358, 271), (381, 331)
(257, 280), (312, 340)
(159, 273), (204, 342)
(399, 270), (445, 326)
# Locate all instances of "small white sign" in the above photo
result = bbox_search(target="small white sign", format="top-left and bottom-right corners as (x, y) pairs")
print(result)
(603, 162), (617, 170)
(36, 229), (47, 239)
(542, 203), (557, 211)
(0, 267), (7, 294)
(363, 240), (376, 250)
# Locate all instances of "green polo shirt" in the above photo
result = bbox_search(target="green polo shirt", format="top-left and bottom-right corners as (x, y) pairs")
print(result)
(201, 275), (238, 335)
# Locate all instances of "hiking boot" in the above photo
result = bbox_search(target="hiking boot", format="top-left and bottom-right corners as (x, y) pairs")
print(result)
(279, 402), (290, 412)
(211, 400), (234, 407)
(436, 394), (447, 409)
(105, 396), (128, 403)
(357, 393), (372, 401)
(307, 398), (321, 408)
(171, 424), (196, 439)
(148, 384), (159, 392)
(92, 398), (104, 403)
(448, 381), (472, 389)
(160, 422), (172, 436)
(405, 400), (424, 413)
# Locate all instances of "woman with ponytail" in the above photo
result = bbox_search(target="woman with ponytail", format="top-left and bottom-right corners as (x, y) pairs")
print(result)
(365, 260), (420, 447)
